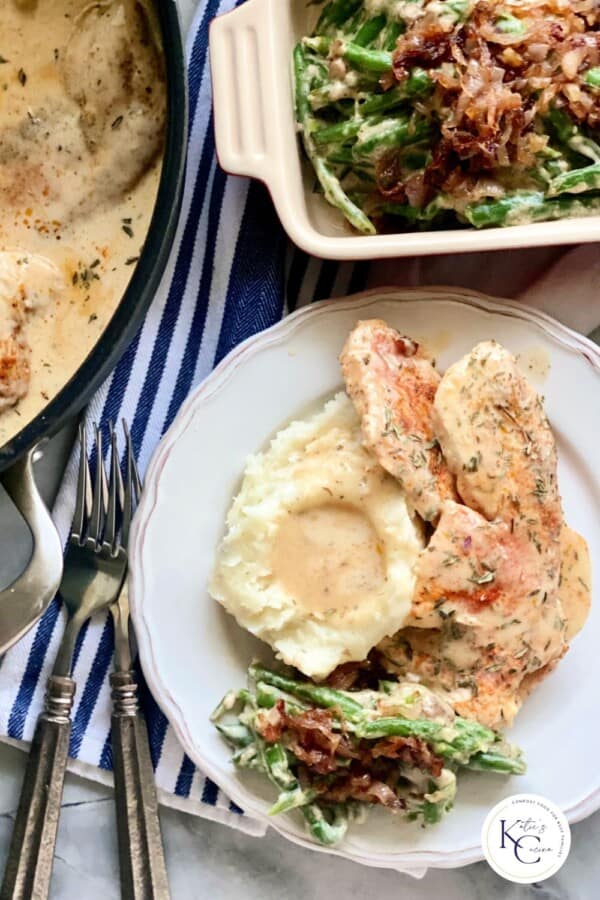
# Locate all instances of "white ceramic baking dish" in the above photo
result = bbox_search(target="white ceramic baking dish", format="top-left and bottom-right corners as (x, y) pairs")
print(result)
(209, 0), (600, 260)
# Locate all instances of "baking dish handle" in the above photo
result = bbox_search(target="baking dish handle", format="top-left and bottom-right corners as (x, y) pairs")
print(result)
(209, 0), (279, 182)
(0, 449), (63, 655)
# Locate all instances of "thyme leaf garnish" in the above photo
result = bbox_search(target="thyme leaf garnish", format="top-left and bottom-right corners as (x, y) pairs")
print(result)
(382, 406), (403, 441)
(468, 568), (496, 585)
(410, 450), (426, 469)
(464, 451), (482, 473)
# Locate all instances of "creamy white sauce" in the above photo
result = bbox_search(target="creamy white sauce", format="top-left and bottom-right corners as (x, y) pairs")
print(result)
(0, 0), (164, 445)
(363, 0), (470, 26)
(516, 346), (551, 382)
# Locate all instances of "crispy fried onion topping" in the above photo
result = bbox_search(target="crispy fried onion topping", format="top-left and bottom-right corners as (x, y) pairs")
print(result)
(383, 0), (600, 203)
(256, 701), (444, 809)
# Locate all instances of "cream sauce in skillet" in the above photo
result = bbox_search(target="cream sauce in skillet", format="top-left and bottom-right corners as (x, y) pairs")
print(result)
(0, 0), (165, 445)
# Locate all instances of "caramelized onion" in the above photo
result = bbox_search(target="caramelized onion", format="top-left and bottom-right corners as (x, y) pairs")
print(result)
(381, 0), (600, 202)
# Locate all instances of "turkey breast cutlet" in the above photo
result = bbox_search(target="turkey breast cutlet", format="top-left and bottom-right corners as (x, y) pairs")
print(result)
(341, 320), (590, 729)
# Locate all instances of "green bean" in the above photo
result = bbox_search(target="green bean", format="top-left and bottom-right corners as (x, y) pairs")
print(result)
(464, 191), (600, 227)
(311, 154), (376, 232)
(231, 743), (262, 770)
(259, 732), (349, 843)
(342, 167), (376, 184)
(294, 43), (311, 124)
(359, 69), (432, 115)
(309, 78), (377, 109)
(215, 722), (254, 747)
(467, 750), (527, 775)
(210, 688), (253, 721)
(418, 771), (458, 823)
(584, 66), (600, 89)
(381, 20), (404, 51)
(293, 43), (376, 234)
(379, 197), (446, 224)
(327, 146), (367, 165)
(399, 147), (431, 170)
(378, 202), (424, 222)
(546, 107), (600, 163)
(302, 804), (350, 845)
(549, 162), (600, 196)
(356, 715), (497, 764)
(343, 5), (368, 38)
(354, 14), (387, 47)
(463, 191), (545, 226)
(494, 12), (526, 34)
(316, 0), (363, 34)
(269, 786), (317, 815)
(304, 36), (393, 74)
(313, 117), (366, 146)
(250, 664), (366, 721)
(255, 681), (309, 712)
(356, 716), (446, 742)
(422, 799), (445, 825)
(547, 106), (577, 144)
(437, 717), (496, 760)
(344, 42), (393, 73)
(352, 116), (431, 158)
(447, 0), (470, 20)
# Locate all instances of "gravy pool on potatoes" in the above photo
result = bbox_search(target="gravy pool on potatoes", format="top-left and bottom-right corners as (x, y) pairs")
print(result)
(0, 0), (165, 444)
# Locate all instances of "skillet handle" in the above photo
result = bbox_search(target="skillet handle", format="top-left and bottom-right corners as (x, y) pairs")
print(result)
(0, 449), (63, 655)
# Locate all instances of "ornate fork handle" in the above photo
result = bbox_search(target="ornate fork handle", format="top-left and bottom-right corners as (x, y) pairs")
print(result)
(1, 676), (75, 900)
(110, 670), (170, 900)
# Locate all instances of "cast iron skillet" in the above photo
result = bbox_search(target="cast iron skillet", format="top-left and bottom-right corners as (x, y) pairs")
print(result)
(0, 0), (188, 654)
(0, 0), (188, 472)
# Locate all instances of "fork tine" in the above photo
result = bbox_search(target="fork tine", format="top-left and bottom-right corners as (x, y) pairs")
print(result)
(87, 424), (108, 545)
(72, 422), (92, 542)
(113, 422), (126, 505)
(124, 419), (142, 499)
(121, 421), (141, 548)
(103, 422), (123, 551)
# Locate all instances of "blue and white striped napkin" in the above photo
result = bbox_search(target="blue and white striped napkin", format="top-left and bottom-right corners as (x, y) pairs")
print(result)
(0, 0), (369, 836)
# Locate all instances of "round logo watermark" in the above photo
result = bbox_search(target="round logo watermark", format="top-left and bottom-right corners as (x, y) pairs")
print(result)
(481, 794), (571, 884)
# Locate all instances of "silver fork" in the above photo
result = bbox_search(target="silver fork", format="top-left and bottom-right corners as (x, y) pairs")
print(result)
(1, 423), (139, 900)
(107, 425), (170, 900)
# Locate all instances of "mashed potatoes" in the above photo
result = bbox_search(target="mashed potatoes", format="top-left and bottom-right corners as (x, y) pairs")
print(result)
(209, 393), (424, 679)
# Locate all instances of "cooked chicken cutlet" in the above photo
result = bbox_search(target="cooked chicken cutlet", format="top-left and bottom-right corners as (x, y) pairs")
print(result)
(378, 520), (589, 728)
(369, 336), (587, 729)
(558, 525), (592, 642)
(0, 1), (165, 223)
(0, 252), (64, 410)
(62, 0), (165, 213)
(378, 500), (568, 728)
(435, 344), (562, 586)
(341, 320), (457, 522)
(433, 340), (562, 537)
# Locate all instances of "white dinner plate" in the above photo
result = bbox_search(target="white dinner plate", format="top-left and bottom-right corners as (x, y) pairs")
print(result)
(129, 287), (600, 872)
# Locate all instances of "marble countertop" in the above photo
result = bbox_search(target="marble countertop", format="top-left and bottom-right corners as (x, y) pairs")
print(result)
(0, 1), (597, 897)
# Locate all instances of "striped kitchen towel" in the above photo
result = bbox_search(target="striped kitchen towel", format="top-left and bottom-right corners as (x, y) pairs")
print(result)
(0, 0), (369, 836)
